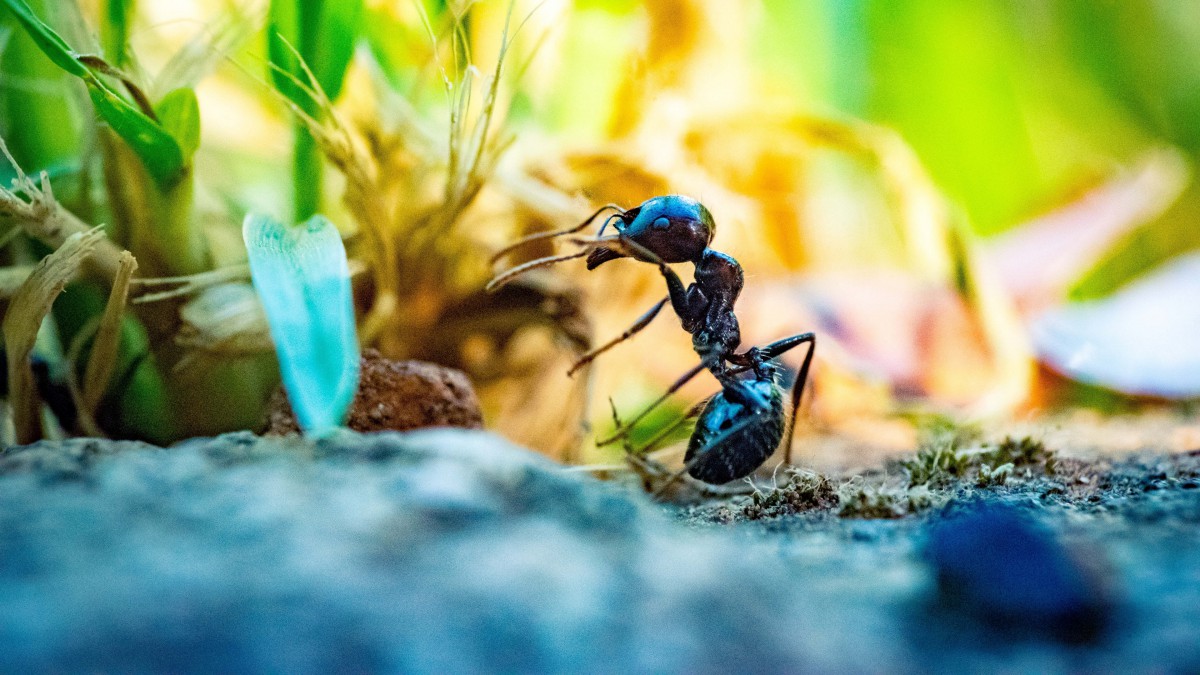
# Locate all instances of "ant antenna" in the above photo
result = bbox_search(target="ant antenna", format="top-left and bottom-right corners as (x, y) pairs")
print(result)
(488, 204), (624, 264)
(594, 212), (625, 237)
(485, 249), (590, 292)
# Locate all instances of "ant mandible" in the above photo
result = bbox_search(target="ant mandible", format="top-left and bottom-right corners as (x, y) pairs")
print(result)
(488, 195), (816, 491)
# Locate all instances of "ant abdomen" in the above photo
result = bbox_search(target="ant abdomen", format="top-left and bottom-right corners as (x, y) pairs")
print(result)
(685, 377), (786, 484)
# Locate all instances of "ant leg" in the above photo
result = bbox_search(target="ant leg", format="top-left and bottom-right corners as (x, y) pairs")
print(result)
(485, 250), (590, 292)
(631, 396), (710, 457)
(596, 360), (710, 446)
(758, 332), (817, 362)
(489, 204), (623, 264)
(757, 332), (817, 466)
(566, 296), (669, 376)
(488, 235), (631, 293)
(601, 236), (696, 320)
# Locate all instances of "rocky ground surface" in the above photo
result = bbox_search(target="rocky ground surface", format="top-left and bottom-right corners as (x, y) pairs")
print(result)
(3, 428), (1200, 673)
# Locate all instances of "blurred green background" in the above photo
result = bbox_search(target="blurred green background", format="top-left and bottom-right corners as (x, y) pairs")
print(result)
(2, 0), (1197, 450)
(548, 0), (1200, 297)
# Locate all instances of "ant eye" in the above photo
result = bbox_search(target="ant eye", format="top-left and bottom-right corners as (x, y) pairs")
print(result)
(652, 217), (670, 230)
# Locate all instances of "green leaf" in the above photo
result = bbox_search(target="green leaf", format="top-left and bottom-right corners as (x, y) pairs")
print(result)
(1, 0), (185, 188)
(107, 315), (180, 444)
(0, 0), (85, 76)
(154, 87), (200, 160)
(244, 212), (359, 435)
(88, 85), (184, 188)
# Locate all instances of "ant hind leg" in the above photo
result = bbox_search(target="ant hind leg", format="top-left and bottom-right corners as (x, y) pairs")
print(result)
(763, 333), (817, 466)
(596, 360), (710, 446)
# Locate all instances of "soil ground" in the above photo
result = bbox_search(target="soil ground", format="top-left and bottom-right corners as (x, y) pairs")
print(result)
(2, 427), (1200, 672)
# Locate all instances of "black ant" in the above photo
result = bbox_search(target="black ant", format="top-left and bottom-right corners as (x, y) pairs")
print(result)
(488, 195), (816, 493)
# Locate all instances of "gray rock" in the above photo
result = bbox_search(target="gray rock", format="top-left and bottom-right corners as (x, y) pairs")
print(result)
(0, 431), (896, 673)
(6, 431), (1200, 673)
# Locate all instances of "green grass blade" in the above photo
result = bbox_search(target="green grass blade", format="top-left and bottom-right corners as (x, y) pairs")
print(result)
(0, 0), (80, 176)
(309, 0), (362, 102)
(266, 0), (305, 110)
(267, 0), (363, 111)
(267, 0), (363, 220)
(291, 123), (320, 221)
(102, 0), (134, 66)
(243, 212), (359, 435)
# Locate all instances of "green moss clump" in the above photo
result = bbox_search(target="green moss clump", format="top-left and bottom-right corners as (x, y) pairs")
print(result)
(898, 418), (981, 486)
(722, 425), (1059, 523)
(836, 479), (939, 519)
(987, 436), (1057, 475)
(973, 462), (1014, 488)
(901, 427), (1056, 489)
(742, 470), (839, 519)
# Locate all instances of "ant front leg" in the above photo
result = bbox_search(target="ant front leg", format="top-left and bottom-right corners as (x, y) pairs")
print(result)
(607, 235), (707, 331)
(567, 295), (669, 376)
(485, 250), (591, 292)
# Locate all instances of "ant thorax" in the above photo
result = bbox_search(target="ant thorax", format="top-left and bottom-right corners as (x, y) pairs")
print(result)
(683, 250), (744, 360)
(694, 250), (744, 300)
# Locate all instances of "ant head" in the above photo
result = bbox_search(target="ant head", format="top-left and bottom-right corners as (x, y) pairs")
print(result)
(587, 195), (715, 269)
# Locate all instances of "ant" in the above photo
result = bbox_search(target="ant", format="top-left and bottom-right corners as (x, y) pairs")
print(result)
(488, 195), (816, 493)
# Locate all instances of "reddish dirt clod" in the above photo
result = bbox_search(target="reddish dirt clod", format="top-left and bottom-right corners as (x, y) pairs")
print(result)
(263, 349), (484, 435)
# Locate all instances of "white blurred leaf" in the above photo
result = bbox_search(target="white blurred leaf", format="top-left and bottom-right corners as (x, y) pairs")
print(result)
(1032, 252), (1200, 398)
(985, 149), (1189, 314)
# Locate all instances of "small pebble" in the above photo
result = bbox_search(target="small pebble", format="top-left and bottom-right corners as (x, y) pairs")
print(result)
(263, 349), (484, 434)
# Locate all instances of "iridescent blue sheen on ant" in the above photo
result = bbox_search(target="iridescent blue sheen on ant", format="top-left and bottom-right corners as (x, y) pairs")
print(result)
(587, 195), (715, 269)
